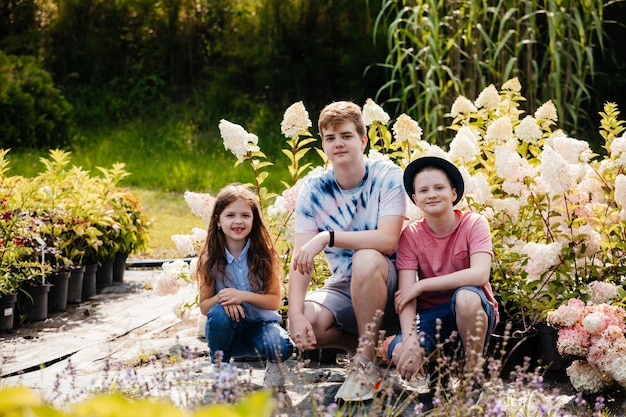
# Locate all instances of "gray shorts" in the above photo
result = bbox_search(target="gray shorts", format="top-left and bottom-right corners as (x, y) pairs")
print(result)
(305, 257), (399, 336)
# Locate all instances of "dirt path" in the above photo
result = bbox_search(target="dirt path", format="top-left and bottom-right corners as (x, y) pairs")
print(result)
(1, 270), (623, 416)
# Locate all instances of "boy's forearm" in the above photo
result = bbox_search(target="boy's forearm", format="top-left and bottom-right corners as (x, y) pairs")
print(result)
(287, 269), (310, 318)
(399, 302), (417, 336)
(330, 216), (404, 254)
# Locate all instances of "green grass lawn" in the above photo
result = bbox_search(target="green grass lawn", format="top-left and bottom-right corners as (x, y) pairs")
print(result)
(131, 189), (207, 260)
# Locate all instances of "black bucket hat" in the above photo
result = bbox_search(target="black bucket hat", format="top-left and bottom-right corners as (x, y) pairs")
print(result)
(403, 156), (465, 206)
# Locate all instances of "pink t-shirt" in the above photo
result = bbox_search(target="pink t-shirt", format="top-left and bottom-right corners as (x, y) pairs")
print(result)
(396, 210), (498, 320)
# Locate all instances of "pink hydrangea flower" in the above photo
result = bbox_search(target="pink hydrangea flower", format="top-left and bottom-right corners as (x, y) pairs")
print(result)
(546, 297), (585, 328)
(556, 326), (589, 358)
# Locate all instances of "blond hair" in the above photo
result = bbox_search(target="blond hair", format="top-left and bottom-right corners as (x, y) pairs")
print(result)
(318, 101), (366, 138)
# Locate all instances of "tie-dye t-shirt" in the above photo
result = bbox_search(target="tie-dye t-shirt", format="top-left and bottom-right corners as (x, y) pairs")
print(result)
(295, 159), (406, 283)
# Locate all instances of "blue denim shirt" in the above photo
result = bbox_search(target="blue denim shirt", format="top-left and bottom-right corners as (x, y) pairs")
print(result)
(215, 239), (281, 323)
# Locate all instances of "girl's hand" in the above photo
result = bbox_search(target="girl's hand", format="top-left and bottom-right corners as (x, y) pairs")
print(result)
(224, 304), (245, 322)
(394, 282), (422, 313)
(217, 288), (247, 305)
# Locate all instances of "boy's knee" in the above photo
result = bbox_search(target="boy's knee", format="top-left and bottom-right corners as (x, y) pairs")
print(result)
(454, 290), (482, 317)
(351, 250), (387, 282)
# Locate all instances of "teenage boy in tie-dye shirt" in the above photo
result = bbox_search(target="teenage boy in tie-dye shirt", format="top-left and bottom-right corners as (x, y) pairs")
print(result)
(288, 101), (406, 402)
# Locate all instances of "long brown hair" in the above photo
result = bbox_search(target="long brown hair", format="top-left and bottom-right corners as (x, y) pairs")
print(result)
(196, 183), (281, 293)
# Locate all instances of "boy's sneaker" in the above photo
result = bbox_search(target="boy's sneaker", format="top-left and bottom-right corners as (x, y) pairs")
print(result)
(334, 356), (382, 401)
(264, 362), (285, 391)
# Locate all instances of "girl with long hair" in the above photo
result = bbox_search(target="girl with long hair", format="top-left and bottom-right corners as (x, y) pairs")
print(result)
(197, 183), (293, 390)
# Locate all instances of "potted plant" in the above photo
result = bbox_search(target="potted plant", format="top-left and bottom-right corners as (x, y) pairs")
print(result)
(94, 164), (150, 283)
(0, 210), (53, 324)
(102, 187), (149, 282)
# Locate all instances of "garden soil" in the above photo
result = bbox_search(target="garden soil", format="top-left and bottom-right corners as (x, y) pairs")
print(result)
(1, 269), (624, 416)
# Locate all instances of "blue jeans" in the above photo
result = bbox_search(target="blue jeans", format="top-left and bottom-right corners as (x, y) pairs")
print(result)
(387, 286), (496, 357)
(206, 303), (293, 364)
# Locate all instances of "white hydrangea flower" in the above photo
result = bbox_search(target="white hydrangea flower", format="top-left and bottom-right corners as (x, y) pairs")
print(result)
(409, 140), (436, 157)
(172, 284), (198, 320)
(573, 224), (601, 256)
(495, 145), (536, 182)
(492, 197), (521, 225)
(267, 195), (286, 218)
(448, 126), (480, 164)
(540, 146), (574, 196)
(362, 98), (390, 126)
(367, 148), (390, 161)
(578, 175), (603, 197)
(466, 172), (492, 205)
(615, 174), (626, 208)
(171, 234), (195, 256)
(568, 188), (591, 205)
(552, 136), (593, 163)
(268, 165), (325, 218)
(418, 144), (448, 160)
(155, 259), (190, 295)
(405, 195), (423, 223)
(218, 119), (259, 162)
(504, 236), (527, 254)
(485, 116), (514, 145)
(392, 114), (422, 146)
(480, 206), (495, 222)
(522, 241), (562, 279)
(587, 281), (620, 305)
(610, 135), (626, 166)
(474, 84), (501, 109)
(153, 273), (180, 296)
(535, 100), (558, 121)
(597, 158), (618, 180)
(450, 96), (477, 117)
(189, 257), (199, 277)
(515, 115), (542, 144)
(582, 312), (608, 335)
(281, 101), (312, 138)
(567, 360), (612, 394)
(184, 191), (215, 224)
(501, 179), (527, 197)
(543, 129), (566, 149)
(501, 77), (522, 92)
(191, 227), (207, 248)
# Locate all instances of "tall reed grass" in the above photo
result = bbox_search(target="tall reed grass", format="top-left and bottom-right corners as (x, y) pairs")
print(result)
(373, 0), (616, 146)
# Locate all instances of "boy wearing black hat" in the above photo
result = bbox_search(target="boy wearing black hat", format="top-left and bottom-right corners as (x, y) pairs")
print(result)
(385, 156), (498, 382)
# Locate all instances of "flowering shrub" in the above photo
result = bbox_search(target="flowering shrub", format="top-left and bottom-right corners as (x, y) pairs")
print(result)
(547, 281), (626, 393)
(0, 149), (150, 297)
(164, 80), (626, 333)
